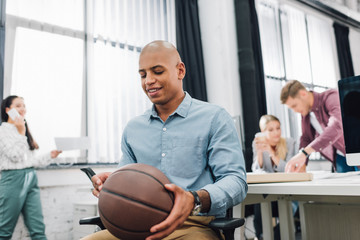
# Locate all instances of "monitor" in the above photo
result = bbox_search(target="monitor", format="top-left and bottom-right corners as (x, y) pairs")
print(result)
(338, 75), (360, 166)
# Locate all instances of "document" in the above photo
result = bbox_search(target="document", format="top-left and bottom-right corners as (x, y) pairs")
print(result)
(310, 170), (360, 180)
(54, 137), (91, 151)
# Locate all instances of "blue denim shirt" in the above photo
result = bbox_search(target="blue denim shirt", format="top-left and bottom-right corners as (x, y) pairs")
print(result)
(119, 92), (247, 217)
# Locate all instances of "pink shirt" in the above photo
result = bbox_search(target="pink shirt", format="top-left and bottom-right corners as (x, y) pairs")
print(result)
(300, 90), (345, 164)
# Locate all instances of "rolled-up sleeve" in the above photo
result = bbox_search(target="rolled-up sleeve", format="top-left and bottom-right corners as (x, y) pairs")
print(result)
(308, 91), (344, 151)
(202, 109), (248, 217)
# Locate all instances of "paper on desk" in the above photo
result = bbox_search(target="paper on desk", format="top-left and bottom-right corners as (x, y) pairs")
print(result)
(310, 171), (360, 180)
(54, 137), (91, 151)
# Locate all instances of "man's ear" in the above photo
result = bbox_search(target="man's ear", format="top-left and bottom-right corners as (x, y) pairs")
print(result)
(298, 89), (308, 98)
(177, 62), (186, 80)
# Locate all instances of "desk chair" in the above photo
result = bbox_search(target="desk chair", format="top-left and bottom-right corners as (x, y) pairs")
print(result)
(79, 168), (244, 240)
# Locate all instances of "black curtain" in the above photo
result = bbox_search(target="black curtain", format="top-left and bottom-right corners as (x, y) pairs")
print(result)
(175, 0), (207, 102)
(333, 22), (354, 79)
(234, 0), (267, 172)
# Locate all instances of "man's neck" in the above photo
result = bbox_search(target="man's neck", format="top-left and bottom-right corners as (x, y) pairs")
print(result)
(156, 92), (185, 122)
(308, 91), (314, 110)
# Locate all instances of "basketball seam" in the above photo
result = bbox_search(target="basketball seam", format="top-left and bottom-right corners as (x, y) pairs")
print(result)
(102, 188), (171, 214)
(114, 169), (174, 201)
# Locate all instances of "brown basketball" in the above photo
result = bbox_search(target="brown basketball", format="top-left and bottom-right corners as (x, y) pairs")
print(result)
(98, 163), (174, 240)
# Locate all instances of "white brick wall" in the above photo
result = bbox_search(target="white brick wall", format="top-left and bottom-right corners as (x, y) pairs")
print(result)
(11, 167), (117, 240)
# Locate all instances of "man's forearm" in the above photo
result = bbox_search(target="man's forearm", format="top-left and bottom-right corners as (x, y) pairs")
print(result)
(304, 146), (315, 155)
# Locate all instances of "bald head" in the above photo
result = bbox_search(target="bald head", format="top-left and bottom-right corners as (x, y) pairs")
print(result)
(140, 40), (181, 66)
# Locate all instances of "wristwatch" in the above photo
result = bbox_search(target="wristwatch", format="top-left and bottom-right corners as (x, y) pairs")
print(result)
(189, 191), (202, 216)
(299, 148), (309, 158)
(299, 148), (310, 165)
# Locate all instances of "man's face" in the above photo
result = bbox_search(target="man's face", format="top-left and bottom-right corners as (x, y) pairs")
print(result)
(138, 49), (184, 106)
(285, 95), (310, 116)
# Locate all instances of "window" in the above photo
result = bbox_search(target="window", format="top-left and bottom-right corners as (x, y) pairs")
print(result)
(256, 0), (339, 160)
(87, 0), (175, 163)
(5, 0), (85, 161)
(4, 0), (175, 164)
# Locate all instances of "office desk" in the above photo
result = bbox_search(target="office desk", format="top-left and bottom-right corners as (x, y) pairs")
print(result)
(239, 172), (360, 240)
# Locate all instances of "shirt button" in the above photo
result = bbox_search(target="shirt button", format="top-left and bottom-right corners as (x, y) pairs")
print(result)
(163, 127), (167, 132)
(162, 153), (166, 157)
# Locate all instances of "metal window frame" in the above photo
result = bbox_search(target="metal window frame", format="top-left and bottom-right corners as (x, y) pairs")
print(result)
(0, 0), (6, 117)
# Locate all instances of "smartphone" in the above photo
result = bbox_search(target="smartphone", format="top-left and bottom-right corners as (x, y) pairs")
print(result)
(8, 108), (21, 121)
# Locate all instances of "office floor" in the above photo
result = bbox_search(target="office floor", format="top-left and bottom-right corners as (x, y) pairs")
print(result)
(243, 233), (301, 240)
(243, 215), (302, 240)
(240, 159), (332, 240)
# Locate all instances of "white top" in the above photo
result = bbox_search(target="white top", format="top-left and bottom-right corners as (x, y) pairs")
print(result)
(310, 112), (323, 134)
(0, 122), (51, 171)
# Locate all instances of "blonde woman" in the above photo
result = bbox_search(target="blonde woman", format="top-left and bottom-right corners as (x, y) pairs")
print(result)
(251, 115), (299, 239)
(252, 115), (298, 173)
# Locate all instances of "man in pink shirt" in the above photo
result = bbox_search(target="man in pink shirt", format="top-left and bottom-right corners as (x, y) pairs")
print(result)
(280, 80), (356, 173)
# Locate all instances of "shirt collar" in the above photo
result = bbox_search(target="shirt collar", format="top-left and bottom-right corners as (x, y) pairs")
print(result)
(148, 91), (192, 119)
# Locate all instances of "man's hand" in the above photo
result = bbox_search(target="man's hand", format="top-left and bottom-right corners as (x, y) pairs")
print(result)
(285, 152), (307, 173)
(145, 184), (194, 240)
(91, 172), (112, 197)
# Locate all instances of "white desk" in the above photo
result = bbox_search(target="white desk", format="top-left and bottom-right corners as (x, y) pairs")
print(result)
(239, 172), (360, 240)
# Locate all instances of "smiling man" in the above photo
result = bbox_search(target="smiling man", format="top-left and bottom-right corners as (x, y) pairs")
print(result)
(280, 80), (356, 173)
(138, 41), (185, 121)
(83, 40), (247, 240)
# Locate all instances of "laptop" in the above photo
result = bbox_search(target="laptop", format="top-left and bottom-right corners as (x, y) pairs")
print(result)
(338, 75), (360, 166)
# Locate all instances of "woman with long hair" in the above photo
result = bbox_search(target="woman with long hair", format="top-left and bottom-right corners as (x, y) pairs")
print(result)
(251, 114), (298, 240)
(0, 95), (62, 239)
(252, 114), (298, 173)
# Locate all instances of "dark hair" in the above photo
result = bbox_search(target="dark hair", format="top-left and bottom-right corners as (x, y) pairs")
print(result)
(1, 95), (39, 150)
